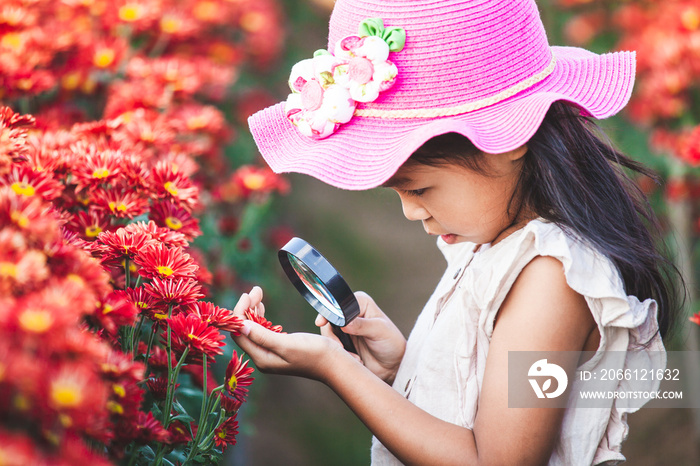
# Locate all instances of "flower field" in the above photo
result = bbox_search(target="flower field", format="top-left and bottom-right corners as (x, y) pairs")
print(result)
(0, 0), (291, 464)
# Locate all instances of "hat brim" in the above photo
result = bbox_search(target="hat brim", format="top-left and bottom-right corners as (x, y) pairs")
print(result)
(248, 46), (636, 190)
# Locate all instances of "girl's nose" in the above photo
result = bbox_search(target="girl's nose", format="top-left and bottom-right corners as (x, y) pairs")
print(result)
(400, 196), (430, 221)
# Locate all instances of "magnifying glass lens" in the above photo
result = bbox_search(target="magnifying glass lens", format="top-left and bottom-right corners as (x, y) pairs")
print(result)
(287, 253), (344, 319)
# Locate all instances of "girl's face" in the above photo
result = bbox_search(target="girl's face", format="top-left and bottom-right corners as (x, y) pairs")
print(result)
(387, 146), (533, 245)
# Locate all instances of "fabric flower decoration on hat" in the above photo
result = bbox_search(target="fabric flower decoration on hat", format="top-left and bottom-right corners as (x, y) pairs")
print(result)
(284, 18), (406, 140)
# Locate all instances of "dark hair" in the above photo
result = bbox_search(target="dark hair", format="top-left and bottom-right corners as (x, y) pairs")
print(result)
(402, 101), (684, 344)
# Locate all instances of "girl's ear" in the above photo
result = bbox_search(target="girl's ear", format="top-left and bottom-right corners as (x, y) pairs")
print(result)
(505, 144), (528, 161)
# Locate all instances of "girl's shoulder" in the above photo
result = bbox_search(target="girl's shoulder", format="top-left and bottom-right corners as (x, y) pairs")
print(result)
(442, 217), (661, 349)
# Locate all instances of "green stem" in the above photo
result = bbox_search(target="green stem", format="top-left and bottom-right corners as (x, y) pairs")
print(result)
(143, 324), (158, 375)
(153, 445), (165, 466)
(198, 409), (225, 450)
(162, 347), (189, 429)
(127, 445), (138, 466)
(131, 316), (145, 359)
(125, 258), (131, 289)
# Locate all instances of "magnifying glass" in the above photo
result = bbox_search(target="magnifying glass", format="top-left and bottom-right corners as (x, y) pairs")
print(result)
(278, 237), (359, 353)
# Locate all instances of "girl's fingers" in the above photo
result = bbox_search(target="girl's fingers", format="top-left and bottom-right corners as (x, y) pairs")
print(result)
(315, 314), (329, 327)
(249, 286), (263, 306)
(233, 293), (251, 317)
(256, 301), (265, 318)
(342, 316), (385, 339)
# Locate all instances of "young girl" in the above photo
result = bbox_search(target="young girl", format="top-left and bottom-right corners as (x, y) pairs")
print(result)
(233, 0), (681, 464)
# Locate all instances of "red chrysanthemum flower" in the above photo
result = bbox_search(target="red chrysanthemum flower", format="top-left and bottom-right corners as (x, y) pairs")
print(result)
(150, 164), (199, 211)
(94, 290), (138, 335)
(147, 345), (177, 373)
(0, 245), (48, 296)
(185, 301), (242, 333)
(133, 243), (198, 280)
(167, 420), (193, 445)
(124, 220), (188, 249)
(144, 277), (204, 308)
(2, 163), (64, 201)
(66, 208), (114, 241)
(124, 286), (164, 319)
(0, 188), (60, 244)
(690, 311), (700, 326)
(74, 150), (125, 191)
(45, 363), (108, 430)
(243, 308), (283, 334)
(150, 200), (202, 241)
(217, 165), (289, 202)
(145, 377), (172, 401)
(92, 187), (149, 219)
(164, 313), (225, 361)
(219, 393), (242, 415)
(0, 107), (35, 174)
(131, 412), (170, 444)
(96, 227), (156, 263)
(214, 414), (239, 450)
(224, 351), (255, 401)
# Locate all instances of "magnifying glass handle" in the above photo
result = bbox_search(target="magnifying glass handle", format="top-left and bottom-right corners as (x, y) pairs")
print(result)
(331, 324), (357, 354)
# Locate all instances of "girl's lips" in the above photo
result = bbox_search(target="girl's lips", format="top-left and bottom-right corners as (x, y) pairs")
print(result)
(441, 234), (458, 244)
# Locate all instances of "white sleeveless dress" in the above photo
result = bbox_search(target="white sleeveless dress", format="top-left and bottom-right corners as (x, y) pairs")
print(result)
(370, 217), (665, 465)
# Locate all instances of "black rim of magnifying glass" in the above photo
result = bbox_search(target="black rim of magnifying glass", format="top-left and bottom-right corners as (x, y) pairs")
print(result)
(278, 237), (359, 353)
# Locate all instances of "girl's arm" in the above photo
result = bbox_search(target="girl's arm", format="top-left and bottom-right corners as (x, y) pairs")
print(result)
(233, 255), (597, 465)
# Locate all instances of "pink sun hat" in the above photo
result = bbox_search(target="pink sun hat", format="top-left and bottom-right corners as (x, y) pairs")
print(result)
(248, 0), (636, 190)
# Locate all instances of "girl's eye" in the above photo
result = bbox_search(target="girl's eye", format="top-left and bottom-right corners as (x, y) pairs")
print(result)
(405, 188), (426, 197)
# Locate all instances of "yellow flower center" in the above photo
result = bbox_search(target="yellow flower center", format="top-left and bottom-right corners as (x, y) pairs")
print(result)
(218, 430), (227, 439)
(59, 413), (73, 427)
(188, 333), (199, 341)
(240, 12), (265, 32)
(92, 168), (110, 179)
(161, 16), (182, 34)
(118, 3), (143, 22)
(1, 32), (23, 51)
(186, 115), (208, 130)
(113, 384), (126, 398)
(85, 225), (102, 238)
(18, 309), (53, 333)
(93, 48), (116, 69)
(11, 182), (35, 197)
(193, 1), (219, 21)
(165, 216), (183, 230)
(164, 181), (179, 196)
(682, 7), (700, 31)
(157, 265), (175, 277)
(13, 394), (30, 411)
(67, 273), (85, 285)
(153, 312), (168, 320)
(108, 201), (128, 213)
(50, 381), (84, 409)
(16, 78), (33, 90)
(61, 72), (82, 90)
(227, 375), (238, 392)
(102, 304), (114, 315)
(0, 262), (17, 278)
(10, 211), (29, 228)
(107, 400), (124, 414)
(243, 173), (266, 191)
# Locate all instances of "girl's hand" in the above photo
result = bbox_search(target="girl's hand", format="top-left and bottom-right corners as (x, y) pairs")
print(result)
(231, 286), (348, 382)
(316, 291), (406, 384)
